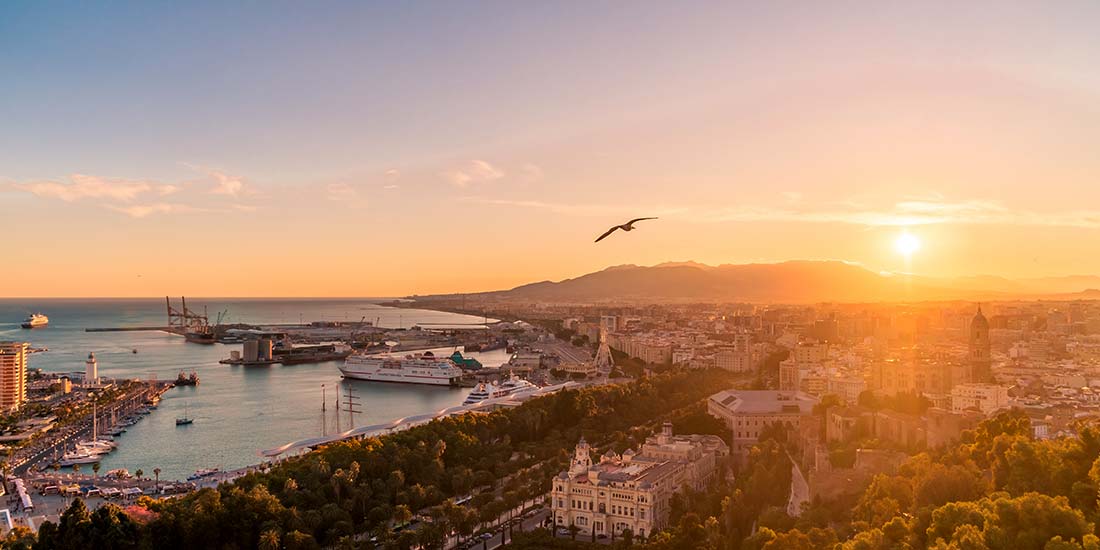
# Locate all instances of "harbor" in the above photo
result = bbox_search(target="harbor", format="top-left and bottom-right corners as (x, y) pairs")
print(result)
(0, 298), (516, 481)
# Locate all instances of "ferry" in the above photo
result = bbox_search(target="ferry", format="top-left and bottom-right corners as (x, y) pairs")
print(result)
(21, 313), (48, 329)
(463, 374), (538, 405)
(339, 351), (464, 386)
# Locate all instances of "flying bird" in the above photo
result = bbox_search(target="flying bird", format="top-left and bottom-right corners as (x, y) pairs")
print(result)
(594, 217), (658, 243)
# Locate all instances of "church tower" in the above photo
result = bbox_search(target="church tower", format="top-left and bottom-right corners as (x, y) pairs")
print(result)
(969, 306), (992, 382)
(569, 437), (593, 475)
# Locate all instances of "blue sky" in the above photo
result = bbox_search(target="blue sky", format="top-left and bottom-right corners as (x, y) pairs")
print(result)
(4, 2), (1100, 296)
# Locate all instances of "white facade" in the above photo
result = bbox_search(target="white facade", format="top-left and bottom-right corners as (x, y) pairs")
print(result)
(85, 352), (99, 385)
(951, 383), (1009, 415)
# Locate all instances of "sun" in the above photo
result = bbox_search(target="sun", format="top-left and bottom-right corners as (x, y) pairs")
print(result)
(895, 232), (921, 258)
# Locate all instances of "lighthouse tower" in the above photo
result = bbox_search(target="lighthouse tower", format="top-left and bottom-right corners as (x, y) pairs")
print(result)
(85, 352), (99, 386)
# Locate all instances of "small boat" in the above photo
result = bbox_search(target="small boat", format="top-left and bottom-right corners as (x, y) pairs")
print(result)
(59, 453), (101, 467)
(187, 468), (220, 481)
(176, 403), (194, 426)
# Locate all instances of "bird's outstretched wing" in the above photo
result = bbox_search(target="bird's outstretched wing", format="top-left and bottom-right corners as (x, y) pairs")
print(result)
(625, 217), (658, 226)
(594, 225), (622, 243)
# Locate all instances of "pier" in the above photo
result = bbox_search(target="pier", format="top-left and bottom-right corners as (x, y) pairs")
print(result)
(85, 327), (172, 333)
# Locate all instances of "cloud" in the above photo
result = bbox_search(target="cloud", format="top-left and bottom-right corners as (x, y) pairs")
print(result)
(383, 184), (400, 190)
(326, 182), (358, 201)
(470, 196), (1100, 229)
(519, 163), (544, 182)
(444, 160), (504, 187)
(384, 168), (400, 178)
(10, 165), (260, 218)
(108, 203), (191, 218)
(13, 174), (152, 202)
(463, 197), (686, 218)
(182, 163), (250, 197)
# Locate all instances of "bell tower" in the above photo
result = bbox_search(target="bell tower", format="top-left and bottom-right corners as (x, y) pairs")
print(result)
(569, 437), (592, 475)
(969, 306), (992, 382)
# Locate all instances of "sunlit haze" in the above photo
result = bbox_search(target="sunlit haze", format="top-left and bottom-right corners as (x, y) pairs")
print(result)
(5, 2), (1100, 297)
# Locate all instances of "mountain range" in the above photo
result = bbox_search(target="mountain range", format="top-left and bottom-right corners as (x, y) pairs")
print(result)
(435, 261), (1100, 304)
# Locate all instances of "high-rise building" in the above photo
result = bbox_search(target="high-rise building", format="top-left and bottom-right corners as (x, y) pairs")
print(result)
(0, 342), (29, 412)
(969, 306), (992, 382)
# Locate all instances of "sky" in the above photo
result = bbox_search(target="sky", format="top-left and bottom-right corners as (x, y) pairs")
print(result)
(3, 1), (1100, 297)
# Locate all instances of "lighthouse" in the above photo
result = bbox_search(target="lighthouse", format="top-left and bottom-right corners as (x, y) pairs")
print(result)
(85, 352), (99, 385)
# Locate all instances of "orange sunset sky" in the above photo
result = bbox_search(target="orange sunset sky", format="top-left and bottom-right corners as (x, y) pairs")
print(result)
(3, 2), (1100, 297)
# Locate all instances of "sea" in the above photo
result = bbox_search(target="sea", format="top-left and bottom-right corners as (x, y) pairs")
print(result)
(0, 299), (510, 481)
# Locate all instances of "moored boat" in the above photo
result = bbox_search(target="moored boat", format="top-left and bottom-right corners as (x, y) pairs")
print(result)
(338, 351), (463, 386)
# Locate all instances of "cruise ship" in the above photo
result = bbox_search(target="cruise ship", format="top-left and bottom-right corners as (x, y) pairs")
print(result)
(21, 313), (48, 329)
(463, 374), (538, 405)
(339, 351), (464, 385)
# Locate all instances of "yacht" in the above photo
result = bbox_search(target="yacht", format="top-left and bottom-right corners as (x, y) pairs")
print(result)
(76, 440), (116, 454)
(463, 374), (538, 405)
(339, 351), (464, 385)
(59, 451), (102, 466)
(21, 313), (48, 329)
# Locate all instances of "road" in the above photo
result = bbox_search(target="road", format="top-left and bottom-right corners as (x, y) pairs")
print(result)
(454, 508), (551, 550)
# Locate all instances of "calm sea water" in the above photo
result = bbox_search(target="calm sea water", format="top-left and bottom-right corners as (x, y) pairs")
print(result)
(0, 299), (510, 481)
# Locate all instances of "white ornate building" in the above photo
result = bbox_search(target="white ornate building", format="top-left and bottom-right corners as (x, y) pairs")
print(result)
(550, 423), (728, 539)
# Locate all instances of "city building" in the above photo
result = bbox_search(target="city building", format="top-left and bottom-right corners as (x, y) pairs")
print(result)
(707, 390), (819, 457)
(551, 424), (728, 539)
(0, 342), (29, 412)
(951, 383), (1009, 415)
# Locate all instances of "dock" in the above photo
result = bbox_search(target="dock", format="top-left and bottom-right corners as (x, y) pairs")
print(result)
(85, 326), (172, 333)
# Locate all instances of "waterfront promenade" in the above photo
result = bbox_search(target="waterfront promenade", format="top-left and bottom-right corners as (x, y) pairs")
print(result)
(11, 381), (170, 477)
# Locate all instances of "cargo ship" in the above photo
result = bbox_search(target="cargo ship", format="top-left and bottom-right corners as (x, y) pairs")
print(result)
(338, 351), (464, 385)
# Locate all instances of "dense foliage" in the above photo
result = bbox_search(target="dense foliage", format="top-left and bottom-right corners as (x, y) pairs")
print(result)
(14, 369), (738, 550)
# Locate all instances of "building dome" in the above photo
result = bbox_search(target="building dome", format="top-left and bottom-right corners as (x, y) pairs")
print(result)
(971, 306), (989, 330)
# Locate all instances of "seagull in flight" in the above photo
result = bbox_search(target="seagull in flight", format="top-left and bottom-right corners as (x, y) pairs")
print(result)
(594, 217), (658, 243)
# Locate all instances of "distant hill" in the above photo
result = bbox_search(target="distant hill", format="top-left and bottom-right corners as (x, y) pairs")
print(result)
(449, 261), (983, 303)
(422, 261), (1100, 304)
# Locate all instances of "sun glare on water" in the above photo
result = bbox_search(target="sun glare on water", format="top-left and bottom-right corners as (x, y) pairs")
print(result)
(895, 232), (921, 258)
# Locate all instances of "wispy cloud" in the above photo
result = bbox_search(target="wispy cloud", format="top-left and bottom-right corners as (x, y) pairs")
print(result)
(463, 197), (686, 218)
(444, 160), (504, 187)
(469, 196), (1100, 229)
(10, 165), (261, 218)
(108, 203), (193, 218)
(326, 182), (358, 201)
(13, 174), (153, 202)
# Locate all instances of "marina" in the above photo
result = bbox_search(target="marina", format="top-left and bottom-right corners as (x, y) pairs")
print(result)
(0, 298), (513, 481)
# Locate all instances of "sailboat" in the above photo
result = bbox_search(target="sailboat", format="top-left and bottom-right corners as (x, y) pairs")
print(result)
(176, 403), (194, 426)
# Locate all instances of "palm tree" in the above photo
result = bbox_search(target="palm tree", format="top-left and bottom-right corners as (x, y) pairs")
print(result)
(134, 468), (143, 480)
(258, 529), (280, 550)
(92, 462), (101, 480)
(153, 467), (161, 490)
(72, 463), (81, 476)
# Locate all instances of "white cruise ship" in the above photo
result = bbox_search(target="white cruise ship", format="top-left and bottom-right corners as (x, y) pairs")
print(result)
(21, 313), (48, 329)
(463, 374), (539, 405)
(339, 351), (464, 386)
